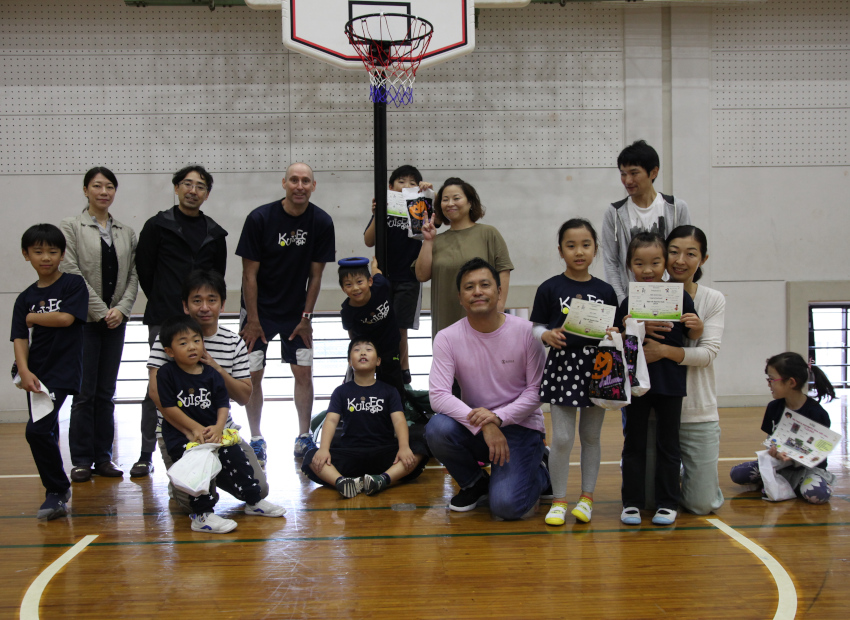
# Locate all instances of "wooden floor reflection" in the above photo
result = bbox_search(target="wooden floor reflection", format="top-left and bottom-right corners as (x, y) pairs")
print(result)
(1, 402), (848, 619)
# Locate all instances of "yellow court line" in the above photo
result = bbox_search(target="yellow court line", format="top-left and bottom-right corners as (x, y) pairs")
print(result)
(706, 518), (797, 620)
(20, 535), (98, 620)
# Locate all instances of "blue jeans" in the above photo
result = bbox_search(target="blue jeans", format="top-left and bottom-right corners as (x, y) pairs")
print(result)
(69, 321), (126, 467)
(425, 413), (549, 520)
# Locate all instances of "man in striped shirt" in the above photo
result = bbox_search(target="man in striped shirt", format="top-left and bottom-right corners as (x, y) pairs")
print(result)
(146, 270), (268, 511)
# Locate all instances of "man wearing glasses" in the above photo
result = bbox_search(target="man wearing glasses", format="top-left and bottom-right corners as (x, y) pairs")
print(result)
(131, 165), (228, 477)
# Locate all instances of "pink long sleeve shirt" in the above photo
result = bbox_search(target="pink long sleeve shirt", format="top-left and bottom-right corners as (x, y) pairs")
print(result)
(429, 314), (546, 435)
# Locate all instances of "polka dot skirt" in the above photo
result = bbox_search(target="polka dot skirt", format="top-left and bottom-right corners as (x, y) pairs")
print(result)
(540, 345), (597, 408)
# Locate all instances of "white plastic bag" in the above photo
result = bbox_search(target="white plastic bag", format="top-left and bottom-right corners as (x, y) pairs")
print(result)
(756, 449), (796, 502)
(624, 318), (651, 397)
(589, 332), (632, 409)
(167, 443), (222, 497)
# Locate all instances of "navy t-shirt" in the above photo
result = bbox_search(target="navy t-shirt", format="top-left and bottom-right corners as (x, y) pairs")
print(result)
(156, 362), (230, 452)
(364, 211), (421, 283)
(530, 274), (618, 345)
(327, 379), (402, 449)
(340, 273), (401, 359)
(236, 200), (335, 323)
(615, 291), (696, 397)
(10, 273), (88, 394)
(762, 397), (831, 470)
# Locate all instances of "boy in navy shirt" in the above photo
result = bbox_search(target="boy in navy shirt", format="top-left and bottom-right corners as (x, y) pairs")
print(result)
(339, 257), (405, 403)
(11, 224), (88, 520)
(156, 315), (286, 533)
(301, 338), (428, 498)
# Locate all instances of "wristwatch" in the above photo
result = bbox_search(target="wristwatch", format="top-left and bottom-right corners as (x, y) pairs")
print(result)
(302, 312), (313, 321)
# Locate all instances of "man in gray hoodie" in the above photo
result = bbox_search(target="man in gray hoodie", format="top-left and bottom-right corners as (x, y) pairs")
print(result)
(601, 140), (691, 303)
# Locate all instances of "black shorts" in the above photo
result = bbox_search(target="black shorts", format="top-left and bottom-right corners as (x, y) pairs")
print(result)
(391, 280), (422, 330)
(301, 435), (429, 485)
(240, 310), (311, 370)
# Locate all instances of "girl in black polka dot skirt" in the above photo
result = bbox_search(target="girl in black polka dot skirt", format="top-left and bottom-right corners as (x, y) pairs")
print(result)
(530, 219), (618, 526)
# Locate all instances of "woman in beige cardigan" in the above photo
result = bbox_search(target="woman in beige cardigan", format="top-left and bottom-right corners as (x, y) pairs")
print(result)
(60, 167), (139, 482)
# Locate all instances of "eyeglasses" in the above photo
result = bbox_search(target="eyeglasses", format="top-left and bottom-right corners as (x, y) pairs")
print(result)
(178, 180), (208, 192)
(766, 377), (782, 384)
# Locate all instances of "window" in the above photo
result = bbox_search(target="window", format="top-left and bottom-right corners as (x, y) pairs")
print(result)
(809, 305), (850, 389)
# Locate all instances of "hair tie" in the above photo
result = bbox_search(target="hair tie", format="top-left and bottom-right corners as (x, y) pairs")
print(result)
(807, 357), (814, 370)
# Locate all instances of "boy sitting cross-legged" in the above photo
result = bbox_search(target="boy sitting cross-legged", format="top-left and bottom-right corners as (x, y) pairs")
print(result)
(156, 315), (285, 533)
(301, 338), (429, 498)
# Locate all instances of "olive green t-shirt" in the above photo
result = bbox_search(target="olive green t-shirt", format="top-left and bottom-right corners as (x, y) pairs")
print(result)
(426, 223), (513, 338)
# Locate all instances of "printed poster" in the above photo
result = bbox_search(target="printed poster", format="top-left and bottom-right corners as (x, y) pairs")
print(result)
(562, 298), (616, 340)
(763, 408), (842, 467)
(628, 282), (684, 321)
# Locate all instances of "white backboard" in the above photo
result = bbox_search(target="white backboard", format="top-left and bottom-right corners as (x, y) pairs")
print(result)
(282, 0), (476, 70)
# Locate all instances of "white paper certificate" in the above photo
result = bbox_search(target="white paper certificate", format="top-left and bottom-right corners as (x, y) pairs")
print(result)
(386, 190), (408, 218)
(628, 282), (684, 321)
(763, 408), (842, 467)
(561, 298), (616, 340)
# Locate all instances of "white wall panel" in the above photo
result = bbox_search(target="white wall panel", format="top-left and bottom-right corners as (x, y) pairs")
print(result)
(0, 114), (290, 175)
(1, 54), (288, 115)
(713, 109), (849, 167)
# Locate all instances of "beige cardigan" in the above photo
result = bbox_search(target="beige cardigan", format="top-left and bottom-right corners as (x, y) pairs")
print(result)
(60, 209), (140, 323)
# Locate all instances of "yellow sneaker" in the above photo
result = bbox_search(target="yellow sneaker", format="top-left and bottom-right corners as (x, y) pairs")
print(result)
(571, 497), (593, 523)
(545, 502), (568, 526)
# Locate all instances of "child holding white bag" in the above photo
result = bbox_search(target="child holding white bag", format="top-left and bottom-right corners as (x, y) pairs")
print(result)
(156, 315), (285, 534)
(730, 352), (835, 504)
(615, 232), (703, 526)
(531, 219), (618, 525)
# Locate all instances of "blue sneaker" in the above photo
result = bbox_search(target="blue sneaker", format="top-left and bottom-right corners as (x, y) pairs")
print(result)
(37, 489), (71, 521)
(293, 433), (315, 458)
(250, 437), (267, 468)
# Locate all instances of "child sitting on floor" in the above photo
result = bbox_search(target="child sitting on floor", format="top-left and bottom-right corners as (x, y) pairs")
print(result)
(730, 352), (835, 504)
(302, 337), (429, 498)
(156, 315), (285, 533)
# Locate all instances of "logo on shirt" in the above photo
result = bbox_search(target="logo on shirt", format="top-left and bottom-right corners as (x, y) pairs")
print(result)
(502, 359), (515, 365)
(387, 217), (408, 229)
(177, 387), (211, 409)
(559, 294), (603, 313)
(30, 299), (62, 313)
(347, 396), (385, 414)
(361, 301), (390, 325)
(279, 229), (308, 247)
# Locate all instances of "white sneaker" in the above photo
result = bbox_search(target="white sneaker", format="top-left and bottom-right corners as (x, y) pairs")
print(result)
(190, 512), (238, 534)
(244, 499), (286, 517)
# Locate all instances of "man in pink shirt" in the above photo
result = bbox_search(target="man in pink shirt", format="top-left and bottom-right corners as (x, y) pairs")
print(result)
(426, 258), (551, 519)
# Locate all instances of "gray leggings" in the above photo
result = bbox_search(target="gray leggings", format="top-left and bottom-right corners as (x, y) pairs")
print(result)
(549, 405), (606, 499)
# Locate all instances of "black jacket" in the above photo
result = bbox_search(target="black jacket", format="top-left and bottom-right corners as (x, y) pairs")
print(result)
(135, 206), (228, 325)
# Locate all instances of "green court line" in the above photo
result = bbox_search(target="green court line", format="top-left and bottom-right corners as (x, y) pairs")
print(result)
(1, 495), (777, 520)
(2, 521), (849, 550)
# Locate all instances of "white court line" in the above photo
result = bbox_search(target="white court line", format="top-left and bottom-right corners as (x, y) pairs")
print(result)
(706, 518), (796, 620)
(0, 475), (40, 479)
(426, 457), (759, 469)
(20, 535), (98, 620)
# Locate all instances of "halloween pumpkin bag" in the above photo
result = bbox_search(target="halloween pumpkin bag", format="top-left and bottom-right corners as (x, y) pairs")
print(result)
(589, 332), (632, 409)
(402, 186), (435, 240)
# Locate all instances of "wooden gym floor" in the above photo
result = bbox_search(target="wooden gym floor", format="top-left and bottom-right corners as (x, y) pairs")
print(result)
(1, 401), (847, 619)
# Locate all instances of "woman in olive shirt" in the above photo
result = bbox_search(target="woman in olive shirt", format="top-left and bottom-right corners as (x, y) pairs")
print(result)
(415, 177), (513, 338)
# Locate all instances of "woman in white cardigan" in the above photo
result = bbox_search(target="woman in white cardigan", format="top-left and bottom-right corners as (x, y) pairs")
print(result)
(642, 226), (725, 515)
(60, 167), (139, 482)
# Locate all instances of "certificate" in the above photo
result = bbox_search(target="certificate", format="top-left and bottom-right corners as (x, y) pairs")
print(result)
(561, 298), (616, 340)
(763, 408), (842, 467)
(628, 282), (684, 321)
(386, 190), (408, 218)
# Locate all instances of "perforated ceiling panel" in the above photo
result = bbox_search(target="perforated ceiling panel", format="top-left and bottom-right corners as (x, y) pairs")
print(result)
(1, 0), (624, 174)
(711, 0), (850, 166)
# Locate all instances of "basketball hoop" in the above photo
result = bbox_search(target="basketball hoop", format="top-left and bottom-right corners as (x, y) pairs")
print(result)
(345, 13), (434, 107)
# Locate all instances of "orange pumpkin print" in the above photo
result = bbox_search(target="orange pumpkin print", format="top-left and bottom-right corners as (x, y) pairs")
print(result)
(408, 199), (429, 220)
(591, 352), (613, 380)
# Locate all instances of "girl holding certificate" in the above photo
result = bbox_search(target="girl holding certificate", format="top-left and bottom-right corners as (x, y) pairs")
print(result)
(729, 352), (835, 504)
(641, 226), (725, 515)
(530, 219), (618, 526)
(615, 232), (703, 526)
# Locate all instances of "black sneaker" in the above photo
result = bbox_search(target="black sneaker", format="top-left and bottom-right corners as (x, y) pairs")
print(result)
(450, 473), (490, 512)
(363, 474), (389, 496)
(37, 489), (71, 521)
(335, 476), (363, 499)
